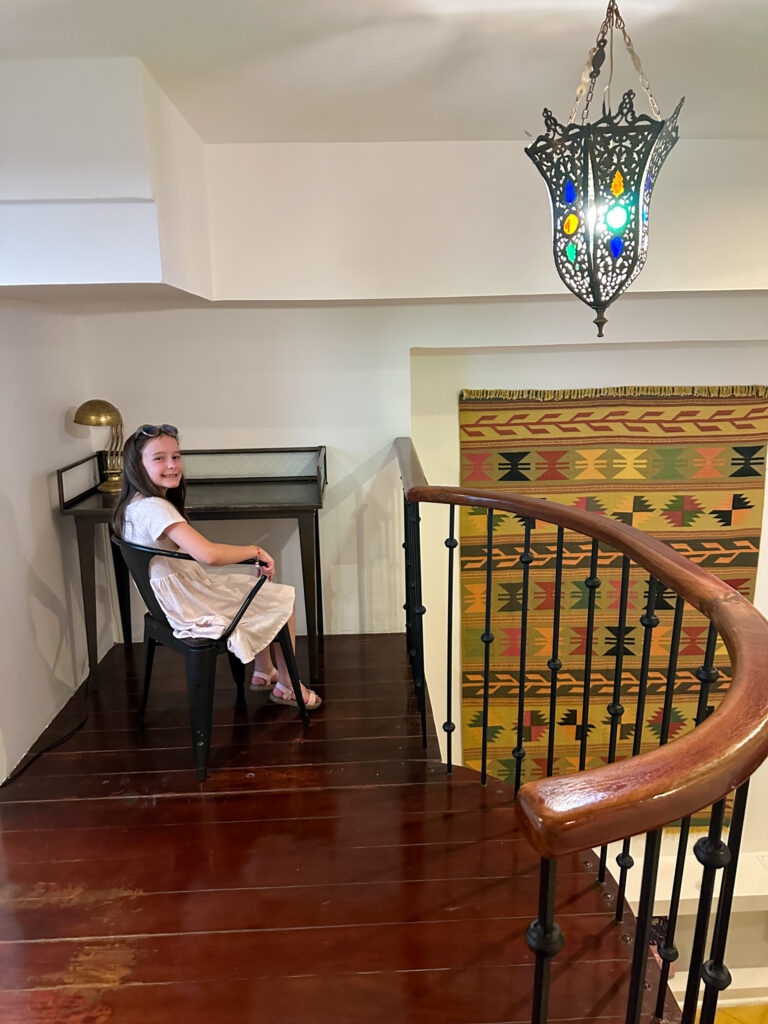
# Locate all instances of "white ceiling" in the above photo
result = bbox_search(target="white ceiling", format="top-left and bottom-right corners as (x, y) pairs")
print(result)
(2, 0), (766, 143)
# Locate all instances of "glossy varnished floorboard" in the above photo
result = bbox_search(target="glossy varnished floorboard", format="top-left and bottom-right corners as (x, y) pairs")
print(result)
(0, 635), (679, 1023)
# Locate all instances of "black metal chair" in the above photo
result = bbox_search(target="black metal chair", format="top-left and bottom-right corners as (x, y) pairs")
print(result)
(111, 535), (309, 780)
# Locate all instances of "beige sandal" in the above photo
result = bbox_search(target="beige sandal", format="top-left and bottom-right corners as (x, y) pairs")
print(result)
(270, 683), (322, 711)
(250, 669), (279, 691)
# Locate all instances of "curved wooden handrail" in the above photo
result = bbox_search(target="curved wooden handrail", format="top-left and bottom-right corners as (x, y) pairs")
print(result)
(395, 438), (768, 858)
(395, 436), (429, 491)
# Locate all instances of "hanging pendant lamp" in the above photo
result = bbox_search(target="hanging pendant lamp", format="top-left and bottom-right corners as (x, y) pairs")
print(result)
(525, 1), (683, 336)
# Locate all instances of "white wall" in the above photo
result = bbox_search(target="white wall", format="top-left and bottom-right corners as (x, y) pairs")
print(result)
(0, 300), (103, 779)
(0, 59), (163, 286)
(142, 67), (213, 298)
(205, 139), (768, 301)
(3, 59), (766, 303)
(79, 304), (412, 636)
(0, 59), (152, 200)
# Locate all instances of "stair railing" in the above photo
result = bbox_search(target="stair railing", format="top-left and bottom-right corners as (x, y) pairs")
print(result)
(396, 436), (768, 1024)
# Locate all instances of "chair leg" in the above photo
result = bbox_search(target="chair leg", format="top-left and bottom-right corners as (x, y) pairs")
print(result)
(140, 633), (158, 725)
(227, 650), (246, 706)
(276, 624), (310, 728)
(185, 647), (218, 781)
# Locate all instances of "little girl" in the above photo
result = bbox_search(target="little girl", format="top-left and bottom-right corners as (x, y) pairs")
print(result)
(113, 424), (321, 710)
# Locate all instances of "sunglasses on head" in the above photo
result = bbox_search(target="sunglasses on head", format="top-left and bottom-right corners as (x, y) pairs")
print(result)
(136, 424), (179, 439)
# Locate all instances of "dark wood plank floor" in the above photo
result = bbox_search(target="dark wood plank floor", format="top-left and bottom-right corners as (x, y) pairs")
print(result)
(0, 634), (680, 1023)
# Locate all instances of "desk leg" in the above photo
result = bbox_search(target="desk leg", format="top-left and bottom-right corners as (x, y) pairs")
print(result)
(314, 510), (324, 637)
(109, 526), (133, 647)
(298, 512), (319, 682)
(75, 518), (100, 690)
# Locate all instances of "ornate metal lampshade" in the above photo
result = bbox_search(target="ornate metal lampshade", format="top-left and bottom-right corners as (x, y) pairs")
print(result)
(525, 1), (683, 336)
(73, 399), (124, 493)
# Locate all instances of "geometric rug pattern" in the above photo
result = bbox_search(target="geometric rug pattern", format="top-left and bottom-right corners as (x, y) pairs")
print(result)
(458, 386), (768, 810)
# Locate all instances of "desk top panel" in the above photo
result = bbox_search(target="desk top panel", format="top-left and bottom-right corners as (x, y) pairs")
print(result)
(187, 479), (321, 514)
(60, 479), (322, 519)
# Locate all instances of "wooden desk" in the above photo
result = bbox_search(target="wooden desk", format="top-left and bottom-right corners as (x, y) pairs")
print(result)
(57, 447), (326, 684)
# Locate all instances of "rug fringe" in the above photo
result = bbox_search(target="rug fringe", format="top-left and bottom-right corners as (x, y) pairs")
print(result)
(460, 385), (768, 401)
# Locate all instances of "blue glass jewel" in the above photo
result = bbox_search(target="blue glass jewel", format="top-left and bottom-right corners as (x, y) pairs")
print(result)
(564, 180), (576, 204)
(610, 237), (624, 258)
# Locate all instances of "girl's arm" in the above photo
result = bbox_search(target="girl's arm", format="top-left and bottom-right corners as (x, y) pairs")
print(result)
(163, 520), (275, 578)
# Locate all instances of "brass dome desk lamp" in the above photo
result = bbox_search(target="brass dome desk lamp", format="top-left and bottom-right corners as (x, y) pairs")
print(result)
(73, 399), (124, 493)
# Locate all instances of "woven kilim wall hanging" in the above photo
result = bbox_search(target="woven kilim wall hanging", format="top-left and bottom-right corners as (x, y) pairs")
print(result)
(458, 386), (768, 803)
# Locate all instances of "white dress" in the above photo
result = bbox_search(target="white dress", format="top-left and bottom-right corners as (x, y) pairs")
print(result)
(121, 496), (294, 663)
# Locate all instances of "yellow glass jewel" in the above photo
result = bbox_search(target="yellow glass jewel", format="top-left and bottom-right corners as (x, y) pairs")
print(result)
(611, 171), (625, 198)
(563, 214), (579, 235)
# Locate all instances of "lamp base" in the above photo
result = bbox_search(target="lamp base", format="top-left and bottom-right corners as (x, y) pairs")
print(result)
(98, 473), (123, 493)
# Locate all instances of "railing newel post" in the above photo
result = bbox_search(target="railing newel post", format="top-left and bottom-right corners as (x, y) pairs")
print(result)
(402, 492), (414, 665)
(403, 495), (428, 747)
(444, 504), (458, 774)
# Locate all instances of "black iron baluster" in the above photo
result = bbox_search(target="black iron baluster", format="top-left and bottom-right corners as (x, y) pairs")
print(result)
(655, 617), (719, 1018)
(413, 500), (428, 748)
(526, 857), (565, 1024)
(699, 781), (750, 1024)
(695, 622), (720, 727)
(514, 517), (534, 795)
(402, 494), (414, 669)
(578, 538), (601, 771)
(625, 828), (663, 1024)
(681, 798), (731, 1023)
(405, 498), (428, 747)
(480, 508), (495, 785)
(650, 594), (686, 1019)
(633, 576), (661, 759)
(654, 815), (691, 1020)
(546, 526), (565, 778)
(659, 595), (685, 745)
(599, 553), (631, 883)
(444, 505), (458, 774)
(615, 574), (660, 923)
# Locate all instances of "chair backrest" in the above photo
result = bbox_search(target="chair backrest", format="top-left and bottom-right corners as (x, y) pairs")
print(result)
(111, 535), (194, 629)
(111, 534), (268, 642)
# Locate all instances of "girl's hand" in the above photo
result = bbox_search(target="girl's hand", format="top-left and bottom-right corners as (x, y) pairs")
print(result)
(257, 549), (275, 581)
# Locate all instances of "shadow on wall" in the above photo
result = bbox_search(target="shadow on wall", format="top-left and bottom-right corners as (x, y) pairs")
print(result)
(322, 442), (404, 634)
(0, 488), (84, 779)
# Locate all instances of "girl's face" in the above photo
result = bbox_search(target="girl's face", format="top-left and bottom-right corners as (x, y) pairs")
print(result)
(141, 434), (183, 494)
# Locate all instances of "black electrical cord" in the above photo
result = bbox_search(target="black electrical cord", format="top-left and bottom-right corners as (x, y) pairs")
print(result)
(0, 678), (91, 788)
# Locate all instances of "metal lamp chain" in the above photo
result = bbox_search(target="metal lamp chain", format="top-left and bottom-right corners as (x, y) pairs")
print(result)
(618, 20), (662, 118)
(569, 0), (661, 124)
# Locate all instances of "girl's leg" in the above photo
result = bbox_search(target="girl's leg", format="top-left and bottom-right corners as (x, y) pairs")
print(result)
(251, 645), (278, 689)
(272, 607), (321, 709)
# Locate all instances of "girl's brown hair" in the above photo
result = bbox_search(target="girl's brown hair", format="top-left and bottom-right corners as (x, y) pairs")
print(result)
(113, 428), (188, 537)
